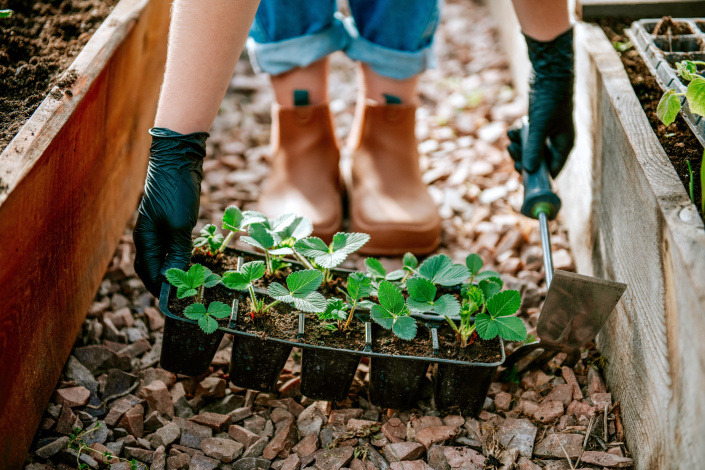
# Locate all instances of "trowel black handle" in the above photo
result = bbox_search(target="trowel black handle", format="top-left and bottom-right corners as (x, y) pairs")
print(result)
(519, 121), (562, 220)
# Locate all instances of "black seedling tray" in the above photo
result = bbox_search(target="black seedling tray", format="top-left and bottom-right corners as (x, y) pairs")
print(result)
(626, 18), (705, 147)
(158, 253), (505, 415)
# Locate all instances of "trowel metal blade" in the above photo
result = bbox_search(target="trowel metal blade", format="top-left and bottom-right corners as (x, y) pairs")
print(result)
(537, 270), (627, 348)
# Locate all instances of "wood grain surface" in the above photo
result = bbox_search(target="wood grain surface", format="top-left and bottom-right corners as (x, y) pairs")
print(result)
(559, 23), (705, 470)
(0, 0), (170, 467)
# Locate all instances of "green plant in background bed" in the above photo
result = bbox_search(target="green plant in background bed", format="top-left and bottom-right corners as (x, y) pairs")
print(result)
(657, 60), (705, 126)
(0, 9), (12, 18)
(294, 232), (370, 282)
(166, 264), (229, 333)
(370, 281), (417, 340)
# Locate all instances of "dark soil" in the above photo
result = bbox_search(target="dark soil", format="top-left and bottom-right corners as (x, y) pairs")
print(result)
(0, 0), (118, 152)
(600, 19), (704, 220)
(168, 283), (501, 364)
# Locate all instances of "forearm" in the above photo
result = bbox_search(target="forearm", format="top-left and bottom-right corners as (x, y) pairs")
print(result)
(511, 0), (570, 41)
(155, 0), (260, 134)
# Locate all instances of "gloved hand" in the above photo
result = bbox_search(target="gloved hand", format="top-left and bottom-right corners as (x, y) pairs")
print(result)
(133, 128), (209, 297)
(508, 27), (575, 178)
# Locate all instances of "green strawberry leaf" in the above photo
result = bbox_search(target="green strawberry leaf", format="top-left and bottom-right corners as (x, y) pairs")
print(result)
(403, 252), (419, 270)
(657, 89), (682, 125)
(486, 290), (521, 317)
(199, 315), (219, 334)
(474, 313), (498, 340)
(222, 206), (244, 231)
(286, 270), (324, 296)
(493, 316), (527, 341)
(267, 282), (292, 302)
(241, 223), (275, 251)
(347, 272), (372, 301)
(201, 224), (218, 237)
(331, 232), (370, 255)
(479, 279), (502, 301)
(321, 298), (347, 321)
(370, 305), (394, 329)
(365, 258), (387, 279)
(165, 268), (189, 288)
(294, 237), (329, 257)
(686, 77), (705, 116)
(242, 260), (266, 283)
(406, 298), (434, 313)
(208, 301), (232, 319)
(203, 267), (221, 288)
(463, 285), (485, 309)
(392, 316), (417, 340)
(184, 303), (206, 320)
(186, 264), (205, 289)
(386, 269), (406, 281)
(292, 292), (327, 313)
(222, 261), (265, 290)
(406, 277), (436, 302)
(277, 215), (313, 241)
(419, 254), (470, 286)
(377, 281), (407, 316)
(475, 270), (502, 283)
(433, 294), (461, 317)
(176, 286), (198, 299)
(466, 254), (483, 275)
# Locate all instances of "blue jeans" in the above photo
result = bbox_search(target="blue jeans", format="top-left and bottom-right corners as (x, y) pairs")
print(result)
(248, 0), (442, 80)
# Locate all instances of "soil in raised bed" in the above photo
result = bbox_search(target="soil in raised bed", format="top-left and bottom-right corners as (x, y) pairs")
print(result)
(600, 19), (705, 220)
(0, 0), (119, 152)
(168, 285), (501, 364)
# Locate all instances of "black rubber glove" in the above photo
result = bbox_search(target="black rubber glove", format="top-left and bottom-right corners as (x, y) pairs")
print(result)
(133, 128), (209, 297)
(508, 27), (575, 178)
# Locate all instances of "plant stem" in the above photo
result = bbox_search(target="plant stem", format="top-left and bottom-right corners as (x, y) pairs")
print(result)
(219, 231), (235, 253)
(248, 285), (258, 313)
(264, 251), (273, 274)
(401, 269), (413, 284)
(261, 300), (280, 313)
(294, 251), (315, 270)
(197, 284), (204, 303)
(343, 303), (357, 331)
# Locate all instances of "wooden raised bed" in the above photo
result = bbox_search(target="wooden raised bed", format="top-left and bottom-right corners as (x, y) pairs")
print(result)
(575, 0), (705, 21)
(0, 0), (170, 466)
(556, 23), (705, 469)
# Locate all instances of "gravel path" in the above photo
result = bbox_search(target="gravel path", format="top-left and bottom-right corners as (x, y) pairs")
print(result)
(26, 1), (633, 469)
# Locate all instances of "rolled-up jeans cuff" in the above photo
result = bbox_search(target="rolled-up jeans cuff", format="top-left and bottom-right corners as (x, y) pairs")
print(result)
(342, 16), (436, 80)
(247, 20), (350, 75)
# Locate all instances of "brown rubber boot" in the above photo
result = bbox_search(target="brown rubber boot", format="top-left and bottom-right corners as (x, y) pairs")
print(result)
(348, 101), (442, 255)
(258, 103), (342, 242)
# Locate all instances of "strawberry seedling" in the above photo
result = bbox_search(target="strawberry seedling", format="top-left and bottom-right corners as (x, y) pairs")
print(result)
(268, 269), (327, 313)
(318, 272), (374, 331)
(294, 232), (370, 282)
(415, 253), (471, 286)
(165, 264), (221, 302)
(405, 276), (461, 317)
(365, 258), (405, 285)
(370, 281), (417, 340)
(193, 205), (266, 256)
(222, 260), (268, 316)
(184, 301), (231, 334)
(657, 60), (705, 126)
(475, 289), (527, 342)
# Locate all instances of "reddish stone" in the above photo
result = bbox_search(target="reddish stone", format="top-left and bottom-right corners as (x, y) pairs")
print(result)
(414, 426), (457, 449)
(328, 408), (363, 426)
(591, 392), (612, 410)
(141, 380), (174, 418)
(561, 366), (583, 400)
(518, 399), (539, 417)
(411, 416), (443, 433)
(390, 460), (431, 470)
(588, 368), (607, 395)
(313, 446), (354, 470)
(292, 434), (319, 458)
(279, 377), (301, 398)
(534, 433), (584, 459)
(55, 405), (77, 435)
(228, 424), (261, 449)
(543, 384), (574, 407)
(346, 419), (379, 433)
(190, 412), (232, 432)
(200, 437), (243, 463)
(534, 400), (563, 423)
(195, 377), (227, 398)
(441, 446), (485, 467)
(271, 407), (294, 424)
(581, 450), (634, 467)
(263, 417), (297, 459)
(118, 405), (145, 438)
(281, 453), (301, 470)
(494, 392), (513, 411)
(144, 307), (165, 331)
(441, 415), (465, 429)
(497, 418), (537, 458)
(53, 387), (90, 408)
(228, 406), (253, 423)
(382, 418), (406, 443)
(384, 442), (425, 461)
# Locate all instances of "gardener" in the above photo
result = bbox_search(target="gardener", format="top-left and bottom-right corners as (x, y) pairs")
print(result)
(133, 0), (575, 297)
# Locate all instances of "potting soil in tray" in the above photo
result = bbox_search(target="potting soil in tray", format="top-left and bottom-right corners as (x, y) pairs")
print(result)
(600, 19), (705, 219)
(0, 0), (120, 152)
(168, 284), (501, 364)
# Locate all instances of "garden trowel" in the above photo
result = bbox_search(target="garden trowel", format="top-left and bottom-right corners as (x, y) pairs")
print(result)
(504, 118), (627, 372)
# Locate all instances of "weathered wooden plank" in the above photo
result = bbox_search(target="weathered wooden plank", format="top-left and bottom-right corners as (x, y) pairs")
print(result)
(561, 23), (705, 470)
(576, 0), (705, 20)
(0, 0), (170, 467)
